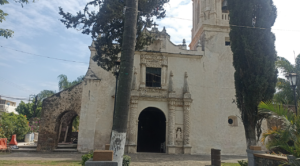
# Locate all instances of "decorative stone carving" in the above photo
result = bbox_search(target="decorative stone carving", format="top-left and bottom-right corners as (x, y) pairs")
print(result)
(168, 71), (174, 93)
(168, 100), (176, 146)
(175, 127), (183, 146)
(139, 88), (168, 98)
(200, 33), (206, 51)
(132, 68), (137, 90)
(140, 54), (168, 89)
(183, 100), (191, 146)
(128, 98), (139, 145)
(141, 54), (168, 68)
(183, 72), (191, 99)
(183, 72), (190, 93)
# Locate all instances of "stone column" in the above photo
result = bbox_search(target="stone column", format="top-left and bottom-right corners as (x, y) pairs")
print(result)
(161, 65), (167, 88)
(183, 100), (192, 154)
(128, 97), (139, 153)
(167, 99), (176, 154)
(183, 101), (191, 146)
(140, 63), (146, 88)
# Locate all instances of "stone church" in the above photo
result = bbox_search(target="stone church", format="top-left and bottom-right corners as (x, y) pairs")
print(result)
(37, 0), (247, 155)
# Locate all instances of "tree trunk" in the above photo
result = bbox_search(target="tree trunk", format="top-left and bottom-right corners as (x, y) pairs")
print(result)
(244, 121), (256, 149)
(109, 0), (138, 165)
(243, 113), (257, 148)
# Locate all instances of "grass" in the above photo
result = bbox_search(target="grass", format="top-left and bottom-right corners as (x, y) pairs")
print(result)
(221, 163), (240, 166)
(0, 160), (81, 166)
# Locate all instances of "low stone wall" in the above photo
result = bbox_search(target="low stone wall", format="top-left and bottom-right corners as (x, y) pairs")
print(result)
(254, 154), (288, 166)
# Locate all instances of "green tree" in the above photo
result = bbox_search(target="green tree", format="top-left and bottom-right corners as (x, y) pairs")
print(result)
(228, 0), (278, 150)
(58, 0), (168, 71)
(0, 0), (35, 38)
(0, 112), (29, 140)
(37, 90), (56, 100)
(59, 0), (169, 164)
(72, 116), (79, 132)
(273, 55), (300, 104)
(58, 74), (84, 91)
(15, 99), (42, 120)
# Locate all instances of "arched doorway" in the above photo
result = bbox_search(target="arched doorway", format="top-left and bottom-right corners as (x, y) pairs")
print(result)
(137, 107), (166, 153)
(55, 111), (79, 146)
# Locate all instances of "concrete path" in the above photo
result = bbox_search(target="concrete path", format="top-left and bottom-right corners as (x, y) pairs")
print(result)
(0, 152), (247, 166)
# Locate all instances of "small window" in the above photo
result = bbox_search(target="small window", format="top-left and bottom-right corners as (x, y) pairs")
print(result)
(146, 67), (161, 87)
(228, 116), (238, 126)
(225, 37), (230, 46)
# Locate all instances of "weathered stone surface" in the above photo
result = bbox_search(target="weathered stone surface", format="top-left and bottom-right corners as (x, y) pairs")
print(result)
(37, 84), (82, 151)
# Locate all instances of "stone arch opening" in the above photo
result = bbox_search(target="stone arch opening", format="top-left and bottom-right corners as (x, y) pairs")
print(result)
(137, 107), (166, 153)
(56, 110), (79, 144)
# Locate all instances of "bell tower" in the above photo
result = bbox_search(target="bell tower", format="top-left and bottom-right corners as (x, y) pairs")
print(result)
(190, 0), (229, 50)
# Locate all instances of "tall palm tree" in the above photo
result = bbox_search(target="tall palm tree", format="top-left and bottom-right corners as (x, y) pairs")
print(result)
(57, 74), (84, 91)
(274, 55), (300, 104)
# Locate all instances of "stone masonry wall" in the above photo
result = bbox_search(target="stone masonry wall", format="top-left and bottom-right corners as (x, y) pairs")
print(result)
(37, 83), (82, 151)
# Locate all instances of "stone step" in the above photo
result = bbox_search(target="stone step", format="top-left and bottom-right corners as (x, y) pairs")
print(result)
(57, 144), (77, 148)
(53, 148), (77, 152)
(11, 148), (37, 152)
(17, 145), (37, 148)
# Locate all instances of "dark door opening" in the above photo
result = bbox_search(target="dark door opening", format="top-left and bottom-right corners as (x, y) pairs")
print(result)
(137, 107), (166, 153)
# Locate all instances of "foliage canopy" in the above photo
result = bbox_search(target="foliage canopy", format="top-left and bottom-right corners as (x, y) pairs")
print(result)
(228, 0), (278, 146)
(0, 112), (29, 140)
(59, 0), (169, 71)
(0, 0), (35, 38)
(16, 99), (42, 120)
(259, 101), (300, 158)
(273, 55), (300, 104)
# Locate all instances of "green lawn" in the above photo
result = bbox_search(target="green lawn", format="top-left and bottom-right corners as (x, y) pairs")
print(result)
(222, 163), (240, 166)
(0, 160), (241, 166)
(0, 160), (81, 166)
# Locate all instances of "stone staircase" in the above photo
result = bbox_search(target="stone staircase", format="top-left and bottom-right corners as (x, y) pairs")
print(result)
(11, 144), (37, 152)
(10, 143), (77, 152)
(53, 144), (77, 152)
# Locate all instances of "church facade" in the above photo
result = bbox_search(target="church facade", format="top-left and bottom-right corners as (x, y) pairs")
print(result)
(37, 0), (248, 155)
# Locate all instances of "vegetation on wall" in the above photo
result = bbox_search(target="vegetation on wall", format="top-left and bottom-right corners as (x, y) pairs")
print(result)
(228, 0), (278, 148)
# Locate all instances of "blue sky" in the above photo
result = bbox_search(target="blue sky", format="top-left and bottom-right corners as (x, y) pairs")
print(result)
(1, 0), (300, 105)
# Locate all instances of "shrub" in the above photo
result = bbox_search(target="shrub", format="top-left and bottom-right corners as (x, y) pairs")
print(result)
(238, 160), (248, 166)
(28, 117), (40, 133)
(81, 152), (131, 166)
(123, 155), (131, 166)
(0, 112), (29, 141)
(81, 151), (93, 166)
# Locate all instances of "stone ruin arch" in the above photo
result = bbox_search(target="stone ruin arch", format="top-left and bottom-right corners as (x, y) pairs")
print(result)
(37, 83), (82, 151)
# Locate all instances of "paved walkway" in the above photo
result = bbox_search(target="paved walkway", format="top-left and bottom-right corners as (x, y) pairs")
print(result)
(0, 152), (247, 166)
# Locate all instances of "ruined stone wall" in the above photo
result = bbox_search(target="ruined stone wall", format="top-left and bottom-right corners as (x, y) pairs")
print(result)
(37, 83), (82, 151)
(59, 111), (78, 143)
